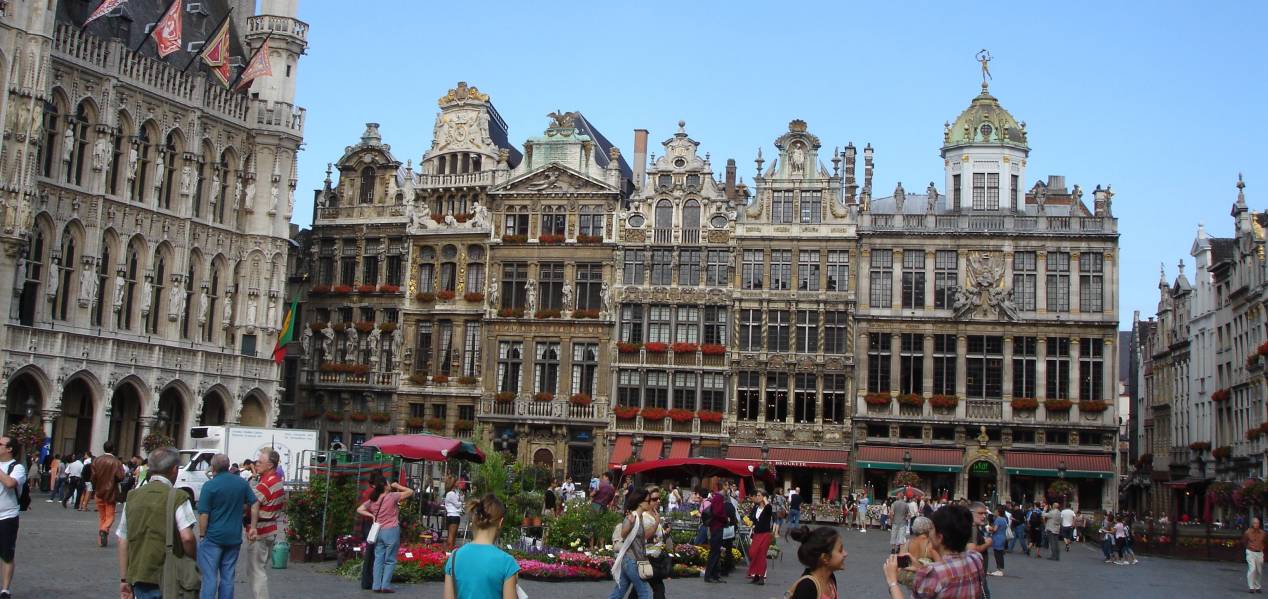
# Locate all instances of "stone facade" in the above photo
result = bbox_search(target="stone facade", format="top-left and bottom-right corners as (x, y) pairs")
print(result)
(0, 0), (306, 458)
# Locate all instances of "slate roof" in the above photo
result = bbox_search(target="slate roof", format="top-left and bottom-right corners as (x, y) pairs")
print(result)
(486, 102), (523, 169)
(1210, 238), (1236, 264)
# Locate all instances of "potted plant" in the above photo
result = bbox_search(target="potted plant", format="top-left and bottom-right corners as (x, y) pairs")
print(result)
(406, 417), (426, 429)
(1212, 388), (1232, 402)
(378, 322), (397, 333)
(1011, 397), (1039, 410)
(1247, 427), (1263, 441)
(1189, 441), (1211, 452)
(1078, 400), (1110, 413)
(1044, 399), (1073, 411)
(641, 407), (669, 421)
(617, 342), (642, 354)
(614, 406), (640, 420)
(534, 309), (561, 319)
(644, 342), (669, 354)
(700, 343), (726, 356)
(668, 408), (694, 423)
(332, 284), (353, 295)
(408, 373), (428, 385)
(495, 391), (516, 403)
(356, 284), (377, 294)
(426, 418), (445, 432)
(1260, 341), (1268, 356)
(698, 410), (724, 423)
(378, 284), (400, 294)
(437, 290), (456, 301)
(1213, 445), (1233, 460)
(1046, 480), (1076, 502)
(863, 393), (891, 406)
(464, 291), (485, 303)
(140, 432), (174, 453)
(897, 394), (924, 407)
(568, 393), (593, 406)
(432, 374), (449, 384)
(577, 234), (602, 244)
(539, 233), (565, 244)
(671, 342), (699, 353)
(310, 285), (330, 295)
(415, 291), (436, 303)
(572, 309), (600, 319)
(497, 307), (525, 318)
(533, 392), (554, 402)
(893, 470), (921, 488)
(349, 412), (368, 423)
(431, 213), (447, 224)
(501, 234), (527, 243)
(929, 395), (959, 409)
(332, 323), (347, 333)
(308, 322), (326, 333)
(354, 320), (375, 334)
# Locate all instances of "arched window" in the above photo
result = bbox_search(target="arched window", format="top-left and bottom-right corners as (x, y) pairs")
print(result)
(132, 123), (154, 203)
(180, 256), (198, 340)
(147, 250), (167, 334)
(161, 131), (183, 211)
(683, 200), (701, 230)
(54, 226), (77, 320)
(193, 146), (213, 219)
(120, 243), (140, 330)
(69, 102), (94, 186)
(40, 98), (62, 178)
(17, 226), (48, 325)
(440, 245), (457, 292)
(655, 200), (673, 229)
(93, 239), (111, 327)
(108, 114), (129, 196)
(204, 264), (222, 343)
(359, 167), (374, 204)
(216, 150), (236, 224)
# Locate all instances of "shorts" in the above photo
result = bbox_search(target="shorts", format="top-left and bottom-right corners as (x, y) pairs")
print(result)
(446, 516), (461, 526)
(0, 517), (18, 562)
(1060, 526), (1073, 540)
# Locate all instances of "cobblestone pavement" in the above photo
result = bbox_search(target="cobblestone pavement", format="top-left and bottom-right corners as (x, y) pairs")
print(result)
(11, 501), (1259, 598)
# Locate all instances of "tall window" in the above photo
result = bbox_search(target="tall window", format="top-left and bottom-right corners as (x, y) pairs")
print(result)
(340, 242), (357, 285)
(202, 268), (220, 342)
(500, 263), (528, 309)
(132, 127), (153, 203)
(972, 172), (999, 210)
(578, 207), (603, 238)
(415, 321), (434, 374)
(1079, 338), (1104, 401)
(571, 342), (598, 397)
(215, 154), (233, 223)
(617, 370), (641, 407)
(932, 334), (956, 395)
(933, 250), (957, 309)
(623, 250), (644, 285)
(1011, 174), (1020, 208)
(160, 132), (181, 210)
(538, 263), (563, 311)
(1046, 252), (1070, 312)
(952, 174), (961, 208)
(417, 247), (435, 293)
(739, 309), (761, 351)
(1079, 253), (1104, 313)
(504, 213), (529, 236)
(769, 250), (792, 290)
(682, 201), (701, 242)
(765, 373), (788, 422)
(654, 200), (673, 238)
(462, 322), (481, 377)
(147, 255), (167, 334)
(768, 310), (790, 352)
(437, 320), (454, 375)
(1013, 251), (1037, 311)
(701, 373), (726, 413)
(359, 167), (374, 203)
(742, 250), (763, 290)
(737, 372), (760, 421)
(823, 374), (847, 423)
(54, 235), (75, 321)
(965, 335), (1003, 400)
(675, 306), (700, 343)
(703, 306), (728, 345)
(179, 265), (194, 339)
(772, 191), (793, 224)
(108, 127), (125, 195)
(706, 250), (729, 287)
(575, 263), (602, 311)
(540, 209), (566, 237)
(193, 152), (209, 218)
(496, 340), (522, 393)
(824, 311), (848, 354)
(796, 310), (818, 354)
(93, 245), (110, 326)
(40, 101), (60, 178)
(362, 245), (380, 286)
(826, 250), (849, 292)
(679, 249), (701, 286)
(800, 191), (822, 224)
(534, 342), (560, 394)
(798, 250), (820, 291)
(387, 253), (405, 287)
(901, 251), (925, 309)
(899, 333), (923, 395)
(619, 304), (643, 343)
(647, 304), (670, 343)
(869, 250), (893, 308)
(794, 374), (816, 422)
(70, 103), (92, 186)
(439, 245), (457, 292)
(1013, 336), (1037, 399)
(645, 371), (668, 409)
(1046, 338), (1071, 400)
(867, 332), (891, 393)
(650, 250), (673, 285)
(673, 372), (697, 410)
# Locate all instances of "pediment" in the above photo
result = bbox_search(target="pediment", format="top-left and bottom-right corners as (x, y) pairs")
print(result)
(494, 163), (615, 195)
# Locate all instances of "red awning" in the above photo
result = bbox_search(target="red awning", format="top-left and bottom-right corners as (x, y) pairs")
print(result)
(670, 439), (691, 459)
(362, 434), (485, 463)
(609, 436), (633, 467)
(856, 446), (964, 467)
(1003, 451), (1114, 474)
(727, 445), (762, 460)
(617, 457), (777, 482)
(640, 438), (664, 461)
(727, 446), (850, 469)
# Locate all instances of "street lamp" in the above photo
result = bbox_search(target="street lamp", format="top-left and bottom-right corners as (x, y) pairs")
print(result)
(1058, 459), (1067, 479)
(24, 395), (36, 420)
(903, 450), (913, 471)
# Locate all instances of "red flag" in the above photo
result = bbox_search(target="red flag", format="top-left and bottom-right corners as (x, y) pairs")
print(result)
(84, 0), (129, 26)
(199, 15), (233, 87)
(234, 35), (273, 91)
(151, 0), (182, 58)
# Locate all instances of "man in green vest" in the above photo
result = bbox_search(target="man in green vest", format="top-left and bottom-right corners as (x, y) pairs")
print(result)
(115, 447), (196, 599)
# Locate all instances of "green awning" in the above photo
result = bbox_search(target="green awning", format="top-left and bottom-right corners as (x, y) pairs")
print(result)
(858, 461), (961, 473)
(1005, 467), (1113, 480)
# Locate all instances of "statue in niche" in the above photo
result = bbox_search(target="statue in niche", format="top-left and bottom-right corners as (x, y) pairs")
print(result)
(139, 277), (152, 316)
(789, 143), (806, 174)
(44, 260), (58, 299)
(127, 146), (138, 181)
(320, 323), (335, 358)
(246, 296), (258, 327)
(113, 275), (126, 313)
(367, 327), (382, 366)
(561, 283), (573, 311)
(62, 127), (73, 163)
(153, 154), (164, 190)
(600, 281), (611, 313)
(270, 183), (279, 213)
(266, 296), (278, 329)
(168, 280), (184, 321)
(486, 275), (499, 309)
(300, 326), (313, 358)
(79, 264), (97, 306)
(221, 291), (234, 328)
(197, 288), (210, 324)
(180, 166), (193, 195)
(405, 200), (431, 234)
(93, 136), (110, 171)
(524, 280), (537, 313)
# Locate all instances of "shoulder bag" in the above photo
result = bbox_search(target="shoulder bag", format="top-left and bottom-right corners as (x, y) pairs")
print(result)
(161, 488), (201, 599)
(366, 492), (387, 543)
(783, 574), (824, 599)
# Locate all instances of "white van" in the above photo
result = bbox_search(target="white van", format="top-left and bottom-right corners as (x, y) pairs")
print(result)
(174, 425), (317, 504)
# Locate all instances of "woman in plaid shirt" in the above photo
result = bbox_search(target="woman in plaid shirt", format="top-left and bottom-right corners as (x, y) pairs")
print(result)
(883, 504), (984, 599)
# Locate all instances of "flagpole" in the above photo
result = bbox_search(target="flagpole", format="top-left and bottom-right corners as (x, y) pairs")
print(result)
(230, 32), (270, 91)
(183, 8), (232, 72)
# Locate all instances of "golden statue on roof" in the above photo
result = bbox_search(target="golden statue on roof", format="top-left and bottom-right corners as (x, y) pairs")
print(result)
(437, 81), (489, 107)
(976, 49), (993, 89)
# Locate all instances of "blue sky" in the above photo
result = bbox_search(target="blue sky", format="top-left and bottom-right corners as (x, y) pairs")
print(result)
(289, 0), (1268, 328)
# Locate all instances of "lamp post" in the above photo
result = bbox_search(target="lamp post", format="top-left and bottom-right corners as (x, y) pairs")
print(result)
(24, 395), (35, 421)
(903, 450), (912, 471)
(1058, 459), (1067, 479)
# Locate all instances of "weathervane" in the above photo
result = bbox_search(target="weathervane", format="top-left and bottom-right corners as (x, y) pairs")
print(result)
(976, 49), (993, 89)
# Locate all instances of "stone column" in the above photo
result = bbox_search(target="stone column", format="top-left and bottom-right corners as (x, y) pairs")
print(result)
(1035, 337), (1048, 400)
(858, 330), (869, 394)
(956, 335), (967, 398)
(1002, 336), (1014, 398)
(922, 334), (934, 394)
(889, 333), (901, 395)
(858, 249), (871, 309)
(1070, 251), (1081, 315)
(924, 250), (936, 310)
(891, 249), (903, 310)
(1069, 337), (1081, 401)
(1036, 251), (1048, 314)
(1103, 337), (1115, 404)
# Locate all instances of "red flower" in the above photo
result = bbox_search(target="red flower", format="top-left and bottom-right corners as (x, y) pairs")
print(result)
(534, 392), (554, 402)
(671, 342), (699, 354)
(863, 393), (891, 406)
(495, 391), (516, 403)
(614, 406), (640, 419)
(668, 408), (694, 422)
(437, 290), (456, 301)
(644, 342), (669, 353)
(415, 292), (435, 302)
(1011, 397), (1039, 410)
(698, 410), (724, 423)
(700, 344), (726, 356)
(641, 407), (669, 420)
(539, 233), (565, 244)
(569, 393), (593, 406)
(464, 292), (484, 303)
(617, 342), (642, 354)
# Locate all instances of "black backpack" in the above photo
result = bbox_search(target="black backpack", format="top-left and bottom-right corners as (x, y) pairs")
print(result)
(7, 463), (30, 512)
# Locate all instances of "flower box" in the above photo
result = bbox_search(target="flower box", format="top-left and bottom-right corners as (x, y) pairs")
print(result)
(332, 285), (353, 295)
(408, 373), (428, 385)
(309, 322), (327, 333)
(406, 417), (426, 428)
(641, 407), (669, 421)
(569, 393), (593, 406)
(538, 233), (565, 244)
(1247, 427), (1263, 441)
(379, 322), (397, 333)
(378, 284), (400, 294)
(644, 342), (669, 354)
(356, 284), (377, 294)
(1079, 400), (1110, 413)
(332, 323), (347, 333)
(311, 285), (331, 295)
(456, 213), (472, 223)
(301, 409), (322, 419)
(1259, 341), (1268, 356)
(1011, 397), (1039, 410)
(501, 234), (528, 244)
(354, 320), (375, 334)
(534, 309), (561, 319)
(457, 376), (477, 385)
(370, 412), (391, 423)
(1261, 421), (1268, 434)
(495, 391), (516, 403)
(498, 307), (525, 318)
(700, 343), (726, 356)
(325, 411), (345, 423)
(437, 290), (456, 301)
(415, 291), (436, 303)
(454, 420), (475, 432)
(426, 418), (445, 431)
(617, 342), (642, 354)
(1212, 388), (1231, 403)
(671, 342), (699, 354)
(1189, 441), (1211, 452)
(698, 410), (724, 423)
(929, 395), (959, 409)
(432, 375), (449, 384)
(614, 406), (640, 420)
(897, 394), (924, 407)
(577, 234), (603, 244)
(1044, 399), (1073, 411)
(572, 309), (600, 319)
(464, 292), (485, 303)
(349, 412), (368, 423)
(894, 470), (921, 488)
(1213, 446), (1233, 460)
(533, 392), (554, 402)
(863, 393), (891, 406)
(431, 213), (447, 224)
(668, 408), (694, 423)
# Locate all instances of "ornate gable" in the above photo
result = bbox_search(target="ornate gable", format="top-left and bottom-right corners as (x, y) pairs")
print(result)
(494, 163), (616, 196)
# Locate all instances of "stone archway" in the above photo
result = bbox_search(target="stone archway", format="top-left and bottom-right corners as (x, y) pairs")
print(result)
(54, 378), (95, 456)
(109, 383), (144, 459)
(533, 448), (554, 470)
(239, 394), (266, 427)
(4, 371), (44, 432)
(966, 460), (999, 504)
(156, 388), (187, 448)
(199, 391), (227, 426)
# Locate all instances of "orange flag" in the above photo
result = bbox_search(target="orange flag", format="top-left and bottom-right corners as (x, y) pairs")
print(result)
(84, 0), (129, 27)
(151, 0), (182, 58)
(234, 35), (273, 92)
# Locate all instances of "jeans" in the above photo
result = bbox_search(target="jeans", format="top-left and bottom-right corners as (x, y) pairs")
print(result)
(132, 583), (162, 599)
(50, 477), (64, 500)
(1101, 535), (1114, 560)
(1046, 531), (1061, 560)
(787, 509), (801, 529)
(62, 477), (81, 508)
(1012, 524), (1027, 552)
(607, 556), (651, 599)
(197, 539), (242, 599)
(704, 527), (724, 580)
(1249, 550), (1264, 590)
(372, 526), (401, 591)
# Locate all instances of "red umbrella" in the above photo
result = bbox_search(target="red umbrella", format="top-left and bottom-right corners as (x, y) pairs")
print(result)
(827, 479), (840, 502)
(363, 434), (486, 463)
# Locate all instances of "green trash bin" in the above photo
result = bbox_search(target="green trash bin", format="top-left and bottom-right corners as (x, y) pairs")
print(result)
(271, 539), (290, 569)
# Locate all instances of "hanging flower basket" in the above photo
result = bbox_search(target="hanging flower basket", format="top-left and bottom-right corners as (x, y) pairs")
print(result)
(325, 411), (345, 423)
(1189, 441), (1211, 452)
(378, 284), (400, 294)
(332, 285), (353, 295)
(533, 392), (554, 402)
(641, 407), (669, 421)
(495, 391), (516, 403)
(572, 309), (600, 319)
(644, 342), (669, 354)
(894, 470), (921, 488)
(614, 406), (640, 420)
(437, 290), (456, 301)
(668, 408), (695, 423)
(370, 412), (391, 423)
(863, 393), (891, 406)
(929, 395), (959, 409)
(1212, 388), (1232, 402)
(415, 292), (436, 303)
(1046, 480), (1076, 501)
(1044, 399), (1073, 411)
(140, 432), (175, 453)
(1079, 400), (1110, 413)
(464, 292), (485, 303)
(700, 343), (726, 356)
(617, 342), (642, 354)
(698, 410), (724, 423)
(1011, 397), (1039, 410)
(897, 394), (924, 407)
(671, 342), (699, 354)
(568, 393), (593, 406)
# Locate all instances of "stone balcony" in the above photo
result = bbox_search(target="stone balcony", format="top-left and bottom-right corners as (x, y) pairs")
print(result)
(479, 396), (608, 423)
(301, 369), (399, 389)
(860, 212), (1116, 235)
(855, 395), (1116, 426)
(610, 415), (726, 437)
(615, 349), (727, 368)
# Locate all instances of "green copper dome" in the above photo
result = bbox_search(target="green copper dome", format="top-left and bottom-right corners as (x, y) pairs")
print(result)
(942, 85), (1028, 152)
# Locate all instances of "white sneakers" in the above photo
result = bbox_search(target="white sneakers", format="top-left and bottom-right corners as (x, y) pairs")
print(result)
(989, 570), (1004, 577)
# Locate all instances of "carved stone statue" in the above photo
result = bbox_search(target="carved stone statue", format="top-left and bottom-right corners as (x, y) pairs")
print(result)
(390, 329), (402, 362)
(210, 171), (221, 205)
(405, 200), (431, 234)
(952, 252), (1016, 321)
(221, 291), (234, 328)
(92, 136), (110, 171)
(44, 259), (58, 299)
(62, 126), (73, 163)
(600, 281), (611, 313)
(127, 146), (138, 181)
(266, 295), (278, 329)
(443, 213), (458, 227)
(179, 166), (193, 195)
(300, 326), (313, 358)
(525, 170), (561, 192)
(287, 188), (296, 212)
(366, 327), (382, 365)
(78, 264), (97, 306)
(346, 326), (360, 353)
(894, 182), (906, 212)
(561, 283), (573, 311)
(524, 280), (537, 313)
(167, 280), (184, 321)
(113, 275), (126, 313)
(470, 200), (491, 228)
(927, 182), (939, 213)
(320, 323), (335, 358)
(270, 183), (279, 213)
(139, 277), (153, 316)
(244, 180), (255, 210)
(153, 154), (164, 190)
(234, 178), (243, 210)
(486, 275), (499, 309)
(197, 289), (210, 324)
(245, 295), (258, 327)
(789, 144), (806, 174)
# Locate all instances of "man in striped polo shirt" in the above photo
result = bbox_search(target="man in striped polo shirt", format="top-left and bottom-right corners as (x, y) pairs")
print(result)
(248, 448), (285, 599)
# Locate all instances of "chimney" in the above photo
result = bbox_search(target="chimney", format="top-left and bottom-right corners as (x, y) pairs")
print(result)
(1047, 175), (1066, 194)
(633, 129), (649, 192)
(725, 159), (737, 199)
(843, 143), (857, 203)
(862, 143), (874, 197)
